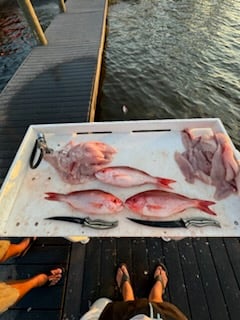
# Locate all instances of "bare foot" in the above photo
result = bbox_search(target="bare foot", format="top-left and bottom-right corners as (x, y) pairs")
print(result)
(17, 237), (37, 256)
(154, 265), (168, 291)
(116, 264), (130, 289)
(35, 268), (63, 287)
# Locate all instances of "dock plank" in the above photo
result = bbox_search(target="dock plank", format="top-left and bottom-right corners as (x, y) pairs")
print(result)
(63, 242), (86, 320)
(132, 238), (149, 298)
(162, 239), (190, 318)
(170, 239), (209, 320)
(208, 238), (240, 320)
(100, 238), (117, 299)
(80, 238), (102, 314)
(2, 310), (60, 320)
(193, 237), (229, 320)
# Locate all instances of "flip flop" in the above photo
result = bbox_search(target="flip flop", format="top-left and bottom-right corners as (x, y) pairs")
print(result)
(116, 263), (131, 292)
(153, 263), (168, 294)
(19, 237), (37, 257)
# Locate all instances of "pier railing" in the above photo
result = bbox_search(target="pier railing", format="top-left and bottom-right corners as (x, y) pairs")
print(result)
(17, 0), (66, 45)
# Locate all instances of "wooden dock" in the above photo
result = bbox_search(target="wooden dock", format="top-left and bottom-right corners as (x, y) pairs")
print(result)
(0, 1), (239, 320)
(0, 0), (107, 186)
(1, 237), (240, 320)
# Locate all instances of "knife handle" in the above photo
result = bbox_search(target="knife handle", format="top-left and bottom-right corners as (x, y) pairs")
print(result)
(184, 218), (221, 228)
(84, 217), (118, 229)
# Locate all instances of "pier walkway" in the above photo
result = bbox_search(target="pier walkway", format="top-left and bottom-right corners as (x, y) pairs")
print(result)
(0, 1), (239, 320)
(0, 0), (107, 186)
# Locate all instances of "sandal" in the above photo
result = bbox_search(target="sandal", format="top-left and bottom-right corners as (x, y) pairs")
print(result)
(116, 263), (131, 292)
(19, 237), (37, 257)
(153, 263), (168, 294)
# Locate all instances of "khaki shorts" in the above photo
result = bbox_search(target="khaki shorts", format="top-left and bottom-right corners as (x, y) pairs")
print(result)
(0, 240), (10, 261)
(0, 282), (19, 313)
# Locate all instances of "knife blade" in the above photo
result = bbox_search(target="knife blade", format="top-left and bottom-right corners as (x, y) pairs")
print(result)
(127, 217), (221, 228)
(45, 216), (118, 229)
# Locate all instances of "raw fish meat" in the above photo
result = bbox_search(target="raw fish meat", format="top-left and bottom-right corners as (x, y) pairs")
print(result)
(95, 166), (176, 188)
(44, 141), (117, 184)
(45, 189), (123, 214)
(175, 128), (240, 200)
(125, 189), (216, 218)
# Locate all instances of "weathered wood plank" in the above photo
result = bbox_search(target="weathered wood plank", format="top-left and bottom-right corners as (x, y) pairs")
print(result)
(100, 238), (117, 299)
(162, 239), (190, 318)
(63, 242), (86, 320)
(193, 237), (229, 320)
(81, 238), (102, 314)
(178, 238), (209, 320)
(1, 310), (60, 320)
(208, 238), (240, 320)
(223, 237), (240, 286)
(131, 238), (149, 298)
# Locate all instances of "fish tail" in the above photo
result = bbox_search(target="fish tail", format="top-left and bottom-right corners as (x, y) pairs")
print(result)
(156, 178), (176, 189)
(45, 192), (62, 201)
(197, 200), (216, 216)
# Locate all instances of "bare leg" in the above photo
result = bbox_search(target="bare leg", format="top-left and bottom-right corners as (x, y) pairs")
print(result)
(0, 238), (36, 262)
(6, 268), (63, 302)
(116, 264), (135, 301)
(148, 265), (168, 303)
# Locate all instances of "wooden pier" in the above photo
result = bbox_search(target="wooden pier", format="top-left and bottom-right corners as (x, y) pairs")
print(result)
(0, 1), (239, 320)
(0, 0), (107, 186)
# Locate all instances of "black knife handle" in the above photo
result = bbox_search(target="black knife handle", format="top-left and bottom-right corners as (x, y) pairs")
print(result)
(127, 218), (186, 228)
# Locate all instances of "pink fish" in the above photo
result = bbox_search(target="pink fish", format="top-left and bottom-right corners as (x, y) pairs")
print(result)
(125, 190), (216, 218)
(95, 166), (176, 189)
(45, 189), (124, 214)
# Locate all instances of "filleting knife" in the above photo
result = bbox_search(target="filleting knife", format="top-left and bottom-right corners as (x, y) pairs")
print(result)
(127, 217), (221, 228)
(46, 216), (118, 229)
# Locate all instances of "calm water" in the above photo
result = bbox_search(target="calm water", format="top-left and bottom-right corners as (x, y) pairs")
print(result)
(0, 0), (60, 92)
(96, 0), (240, 148)
(1, 0), (239, 148)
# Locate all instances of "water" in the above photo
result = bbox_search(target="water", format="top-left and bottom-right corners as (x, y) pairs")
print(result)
(0, 0), (60, 92)
(96, 0), (240, 148)
(1, 0), (239, 148)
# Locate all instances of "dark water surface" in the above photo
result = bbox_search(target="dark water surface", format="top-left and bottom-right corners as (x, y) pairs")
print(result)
(0, 0), (60, 92)
(0, 0), (239, 148)
(96, 0), (240, 148)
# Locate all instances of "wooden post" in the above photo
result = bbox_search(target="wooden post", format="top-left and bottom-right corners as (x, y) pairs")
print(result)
(17, 0), (48, 45)
(59, 0), (66, 13)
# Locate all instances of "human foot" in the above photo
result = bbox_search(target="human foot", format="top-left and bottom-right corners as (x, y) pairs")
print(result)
(18, 237), (37, 257)
(35, 268), (63, 287)
(116, 264), (131, 292)
(153, 264), (168, 293)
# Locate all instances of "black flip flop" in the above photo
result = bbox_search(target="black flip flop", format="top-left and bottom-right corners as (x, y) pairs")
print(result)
(153, 263), (168, 293)
(116, 263), (131, 292)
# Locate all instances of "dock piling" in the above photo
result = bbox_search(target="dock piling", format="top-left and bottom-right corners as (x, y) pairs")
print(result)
(17, 0), (48, 45)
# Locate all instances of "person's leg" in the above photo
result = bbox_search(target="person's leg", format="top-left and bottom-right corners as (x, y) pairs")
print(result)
(148, 265), (168, 303)
(0, 238), (36, 262)
(6, 267), (63, 302)
(116, 264), (135, 301)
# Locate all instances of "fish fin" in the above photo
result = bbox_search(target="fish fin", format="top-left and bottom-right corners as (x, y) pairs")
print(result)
(156, 178), (176, 189)
(197, 200), (216, 216)
(45, 192), (61, 201)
